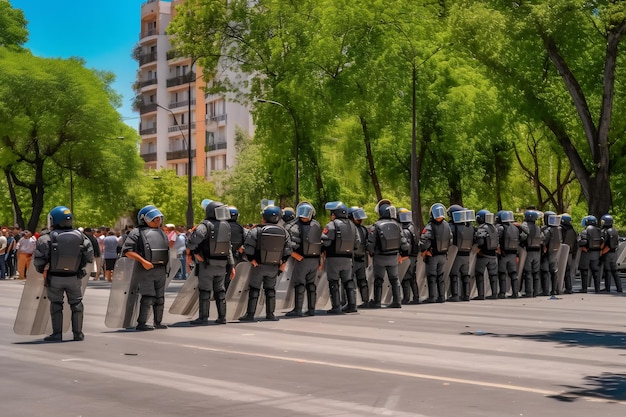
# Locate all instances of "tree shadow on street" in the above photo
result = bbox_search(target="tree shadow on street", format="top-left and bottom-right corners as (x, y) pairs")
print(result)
(481, 328), (626, 350)
(549, 373), (626, 402)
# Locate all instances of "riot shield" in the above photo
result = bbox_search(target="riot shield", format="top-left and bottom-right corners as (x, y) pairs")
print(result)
(226, 262), (264, 321)
(443, 246), (458, 296)
(315, 268), (331, 311)
(169, 274), (199, 316)
(104, 257), (141, 329)
(276, 257), (295, 310)
(556, 244), (570, 293)
(166, 249), (181, 288)
(416, 255), (427, 301)
(571, 247), (582, 284)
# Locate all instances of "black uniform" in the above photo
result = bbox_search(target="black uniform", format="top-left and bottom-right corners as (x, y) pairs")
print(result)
(560, 222), (578, 294)
(520, 220), (543, 297)
(540, 224), (561, 295)
(34, 228), (94, 341)
(578, 224), (602, 293)
(473, 223), (499, 299)
(400, 222), (420, 304)
(601, 226), (622, 292)
(352, 220), (370, 307)
(449, 222), (474, 301)
(497, 222), (520, 298)
(419, 220), (453, 303)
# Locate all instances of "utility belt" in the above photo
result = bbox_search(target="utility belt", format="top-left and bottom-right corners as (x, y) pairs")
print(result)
(431, 249), (448, 256)
(479, 249), (497, 257)
(457, 251), (470, 257)
(353, 255), (366, 263)
(503, 249), (518, 255)
(526, 247), (541, 252)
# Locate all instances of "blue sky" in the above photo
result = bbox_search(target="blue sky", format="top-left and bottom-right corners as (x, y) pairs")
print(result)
(11, 0), (145, 130)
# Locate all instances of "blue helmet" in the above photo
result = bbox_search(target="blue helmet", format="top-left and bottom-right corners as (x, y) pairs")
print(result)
(582, 215), (598, 227)
(228, 206), (239, 222)
(325, 201), (348, 219)
(375, 199), (396, 219)
(262, 205), (281, 224)
(296, 202), (315, 220)
(138, 205), (163, 227)
(476, 209), (491, 225)
(447, 204), (463, 218)
(48, 206), (73, 229)
(601, 214), (613, 228)
(561, 213), (572, 226)
(524, 210), (539, 222)
(543, 211), (556, 226)
(348, 207), (367, 221)
(430, 203), (446, 222)
(496, 210), (514, 223)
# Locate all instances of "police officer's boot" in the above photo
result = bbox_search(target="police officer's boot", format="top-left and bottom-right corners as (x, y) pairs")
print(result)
(461, 277), (471, 301)
(539, 271), (550, 296)
(425, 277), (437, 303)
(136, 296), (155, 331)
(532, 273), (540, 297)
(615, 272), (623, 293)
(387, 279), (402, 308)
(191, 290), (211, 325)
(509, 272), (519, 298)
(286, 284), (305, 317)
(327, 280), (345, 314)
(371, 281), (383, 308)
(342, 281), (358, 313)
(523, 272), (533, 297)
(473, 276), (485, 300)
(401, 280), (411, 305)
(215, 291), (227, 324)
(486, 277), (498, 299)
(448, 275), (459, 302)
(436, 277), (445, 303)
(305, 282), (317, 316)
(265, 289), (279, 321)
(550, 271), (558, 295)
(497, 273), (507, 299)
(578, 270), (588, 293)
(358, 283), (371, 308)
(70, 301), (84, 341)
(239, 288), (259, 321)
(592, 272), (601, 293)
(44, 302), (64, 342)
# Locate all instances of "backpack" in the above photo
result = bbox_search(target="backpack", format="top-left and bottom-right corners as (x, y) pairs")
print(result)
(376, 220), (401, 252)
(333, 219), (356, 254)
(199, 220), (231, 258)
(48, 230), (85, 274)
(257, 225), (287, 265)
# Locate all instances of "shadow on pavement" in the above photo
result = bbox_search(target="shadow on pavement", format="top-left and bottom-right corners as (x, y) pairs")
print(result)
(466, 328), (626, 350)
(550, 373), (626, 402)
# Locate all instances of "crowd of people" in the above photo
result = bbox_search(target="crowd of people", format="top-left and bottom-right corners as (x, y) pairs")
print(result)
(11, 199), (623, 343)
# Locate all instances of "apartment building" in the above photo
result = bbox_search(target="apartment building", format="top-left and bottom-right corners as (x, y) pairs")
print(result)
(137, 0), (253, 178)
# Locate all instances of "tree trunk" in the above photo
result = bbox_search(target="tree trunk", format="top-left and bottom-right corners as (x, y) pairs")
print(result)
(359, 116), (382, 202)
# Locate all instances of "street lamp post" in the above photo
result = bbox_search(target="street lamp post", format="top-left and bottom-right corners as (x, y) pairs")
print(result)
(156, 102), (193, 228)
(256, 99), (299, 205)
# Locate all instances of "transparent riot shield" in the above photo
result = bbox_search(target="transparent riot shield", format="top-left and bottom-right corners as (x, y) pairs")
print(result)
(315, 267), (331, 311)
(443, 246), (458, 297)
(276, 257), (295, 311)
(104, 257), (140, 329)
(555, 244), (570, 293)
(416, 255), (427, 301)
(226, 262), (253, 321)
(169, 273), (199, 316)
(166, 249), (181, 289)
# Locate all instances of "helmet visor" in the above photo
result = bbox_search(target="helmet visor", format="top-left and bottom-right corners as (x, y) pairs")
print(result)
(214, 205), (231, 221)
(547, 214), (561, 227)
(430, 204), (446, 220)
(351, 208), (367, 220)
(296, 204), (314, 219)
(386, 206), (397, 219)
(398, 211), (412, 223)
(261, 199), (275, 211)
(484, 213), (495, 225)
(143, 207), (164, 223)
(452, 209), (474, 224)
(324, 201), (343, 211)
(201, 199), (213, 210)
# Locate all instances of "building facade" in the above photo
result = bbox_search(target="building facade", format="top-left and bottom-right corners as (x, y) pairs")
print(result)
(137, 0), (252, 178)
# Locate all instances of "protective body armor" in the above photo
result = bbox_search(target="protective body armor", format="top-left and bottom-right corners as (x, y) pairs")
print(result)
(354, 224), (368, 257)
(376, 220), (401, 253)
(229, 222), (245, 252)
(301, 221), (322, 257)
(49, 230), (85, 275)
(478, 224), (498, 251)
(543, 226), (561, 253)
(452, 224), (474, 252)
(500, 224), (520, 252)
(198, 219), (231, 258)
(257, 225), (287, 265)
(402, 224), (419, 256)
(586, 226), (602, 250)
(524, 223), (542, 249)
(605, 228), (619, 250)
(329, 219), (356, 255)
(431, 221), (451, 254)
(139, 228), (169, 265)
(562, 225), (578, 249)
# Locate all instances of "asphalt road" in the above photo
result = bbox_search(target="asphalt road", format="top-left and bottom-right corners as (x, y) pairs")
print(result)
(1, 278), (625, 417)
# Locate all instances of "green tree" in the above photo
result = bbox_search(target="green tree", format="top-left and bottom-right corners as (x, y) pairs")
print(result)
(0, 1), (28, 50)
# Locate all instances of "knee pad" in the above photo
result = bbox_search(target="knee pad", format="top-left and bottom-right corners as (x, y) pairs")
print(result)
(154, 296), (165, 306)
(215, 290), (226, 302)
(374, 278), (384, 287)
(306, 282), (317, 293)
(264, 288), (276, 298)
(69, 301), (84, 313)
(51, 301), (64, 314)
(295, 284), (305, 295)
(199, 289), (212, 301)
(249, 287), (260, 299)
(140, 295), (155, 307)
(344, 279), (356, 290)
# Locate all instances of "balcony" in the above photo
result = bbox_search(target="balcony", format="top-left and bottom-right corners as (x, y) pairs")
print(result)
(167, 72), (194, 88)
(169, 99), (195, 109)
(168, 122), (195, 133)
(166, 50), (179, 60)
(140, 28), (157, 39)
(141, 152), (157, 162)
(140, 78), (158, 88)
(139, 127), (157, 135)
(206, 142), (227, 152)
(139, 51), (157, 66)
(167, 149), (196, 160)
(208, 113), (227, 123)
(139, 103), (158, 114)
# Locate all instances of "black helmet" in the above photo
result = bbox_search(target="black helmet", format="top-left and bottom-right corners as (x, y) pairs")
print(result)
(205, 200), (230, 221)
(523, 210), (539, 223)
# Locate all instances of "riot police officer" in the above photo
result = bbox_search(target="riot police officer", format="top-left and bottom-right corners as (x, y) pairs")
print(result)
(473, 209), (499, 300)
(600, 214), (622, 293)
(34, 206), (94, 342)
(398, 208), (420, 304)
(366, 199), (408, 308)
(540, 211), (562, 295)
(560, 213), (578, 294)
(239, 205), (292, 321)
(578, 215), (603, 293)
(520, 210), (544, 297)
(225, 205), (246, 291)
(122, 205), (170, 331)
(448, 205), (475, 302)
(322, 202), (360, 314)
(348, 207), (371, 308)
(419, 203), (453, 303)
(186, 200), (233, 325)
(284, 202), (322, 317)
(496, 210), (520, 298)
